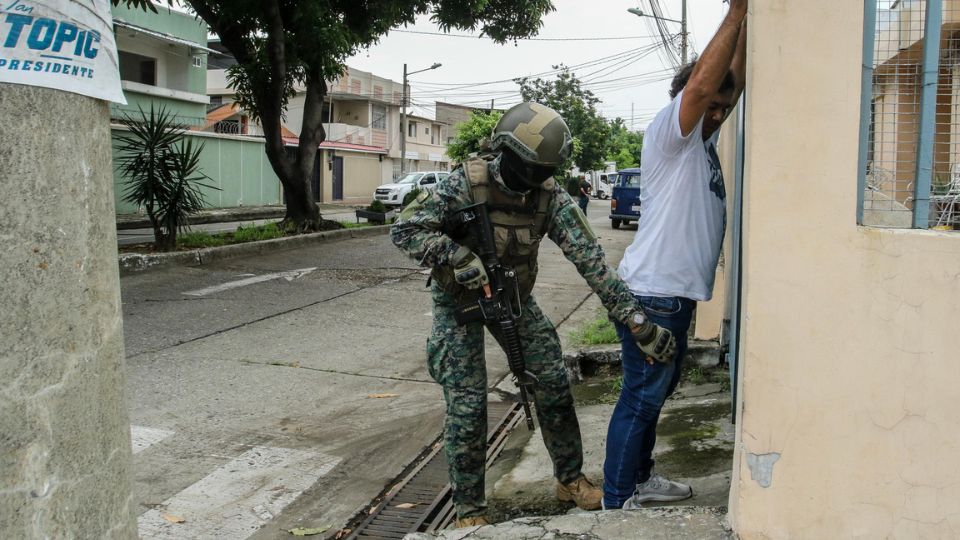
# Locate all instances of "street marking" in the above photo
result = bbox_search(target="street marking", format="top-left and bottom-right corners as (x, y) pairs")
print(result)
(138, 446), (341, 539)
(182, 268), (318, 297)
(130, 426), (174, 455)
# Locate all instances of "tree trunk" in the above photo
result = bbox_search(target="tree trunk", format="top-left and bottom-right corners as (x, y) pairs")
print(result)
(281, 177), (322, 231)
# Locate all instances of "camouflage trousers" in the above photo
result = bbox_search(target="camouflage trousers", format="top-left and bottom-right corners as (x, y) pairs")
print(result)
(427, 285), (584, 519)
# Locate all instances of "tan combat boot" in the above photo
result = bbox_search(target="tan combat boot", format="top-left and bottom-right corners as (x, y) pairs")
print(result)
(454, 515), (490, 528)
(556, 474), (603, 510)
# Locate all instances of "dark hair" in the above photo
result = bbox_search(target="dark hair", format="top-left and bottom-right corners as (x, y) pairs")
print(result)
(669, 61), (736, 99)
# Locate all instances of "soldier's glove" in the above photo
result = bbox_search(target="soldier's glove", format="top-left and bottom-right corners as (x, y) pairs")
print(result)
(450, 246), (489, 290)
(627, 311), (677, 364)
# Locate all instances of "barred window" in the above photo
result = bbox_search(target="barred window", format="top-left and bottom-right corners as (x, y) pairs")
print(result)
(860, 0), (960, 230)
(372, 105), (386, 130)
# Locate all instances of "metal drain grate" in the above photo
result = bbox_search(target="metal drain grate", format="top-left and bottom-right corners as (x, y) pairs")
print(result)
(348, 400), (524, 539)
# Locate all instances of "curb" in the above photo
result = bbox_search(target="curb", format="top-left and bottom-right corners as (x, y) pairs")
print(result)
(563, 340), (722, 383)
(118, 224), (391, 275)
(116, 206), (287, 230)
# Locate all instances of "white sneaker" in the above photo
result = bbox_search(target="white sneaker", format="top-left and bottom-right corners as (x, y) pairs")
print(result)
(622, 473), (693, 508)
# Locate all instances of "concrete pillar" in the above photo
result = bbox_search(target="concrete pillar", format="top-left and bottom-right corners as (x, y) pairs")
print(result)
(0, 85), (136, 537)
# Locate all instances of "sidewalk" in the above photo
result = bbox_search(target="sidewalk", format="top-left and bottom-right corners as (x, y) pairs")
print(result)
(116, 203), (360, 230)
(420, 295), (735, 539)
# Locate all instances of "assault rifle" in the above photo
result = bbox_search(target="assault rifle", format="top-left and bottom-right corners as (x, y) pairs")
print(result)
(450, 203), (537, 431)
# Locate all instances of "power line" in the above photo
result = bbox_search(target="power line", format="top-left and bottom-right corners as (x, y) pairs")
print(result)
(390, 28), (663, 42)
(408, 46), (652, 90)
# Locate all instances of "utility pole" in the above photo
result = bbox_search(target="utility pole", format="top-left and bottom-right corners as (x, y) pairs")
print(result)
(400, 63), (407, 175)
(399, 62), (441, 176)
(628, 0), (688, 66)
(681, 0), (688, 65)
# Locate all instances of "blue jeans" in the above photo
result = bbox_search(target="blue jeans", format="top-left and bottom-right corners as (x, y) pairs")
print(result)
(602, 295), (695, 508)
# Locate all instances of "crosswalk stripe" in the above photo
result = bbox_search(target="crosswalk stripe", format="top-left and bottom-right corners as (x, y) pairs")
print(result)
(130, 425), (174, 455)
(138, 445), (340, 539)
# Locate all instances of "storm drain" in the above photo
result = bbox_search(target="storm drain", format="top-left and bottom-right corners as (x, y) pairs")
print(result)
(347, 401), (524, 539)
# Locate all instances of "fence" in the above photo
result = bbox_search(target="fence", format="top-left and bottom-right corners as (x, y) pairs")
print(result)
(111, 128), (283, 214)
(859, 0), (960, 230)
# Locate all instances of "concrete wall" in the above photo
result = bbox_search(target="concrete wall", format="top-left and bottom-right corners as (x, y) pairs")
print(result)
(318, 149), (384, 203)
(0, 86), (135, 537)
(694, 107), (740, 341)
(111, 129), (283, 214)
(729, 2), (960, 538)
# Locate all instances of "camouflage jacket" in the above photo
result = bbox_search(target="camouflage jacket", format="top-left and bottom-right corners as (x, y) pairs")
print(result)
(390, 156), (641, 325)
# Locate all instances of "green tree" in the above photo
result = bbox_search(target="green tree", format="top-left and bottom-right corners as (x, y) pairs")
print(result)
(116, 0), (556, 232)
(446, 110), (502, 164)
(516, 67), (610, 172)
(116, 106), (217, 252)
(605, 118), (644, 169)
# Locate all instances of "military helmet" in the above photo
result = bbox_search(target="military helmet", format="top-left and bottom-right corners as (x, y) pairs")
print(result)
(491, 102), (573, 168)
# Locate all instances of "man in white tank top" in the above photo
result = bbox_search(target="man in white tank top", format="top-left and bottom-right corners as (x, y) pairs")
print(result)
(603, 0), (748, 510)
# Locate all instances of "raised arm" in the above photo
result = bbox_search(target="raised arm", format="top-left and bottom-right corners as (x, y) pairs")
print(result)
(679, 0), (748, 136)
(728, 19), (748, 109)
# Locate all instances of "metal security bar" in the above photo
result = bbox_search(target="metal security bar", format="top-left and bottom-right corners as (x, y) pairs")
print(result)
(860, 0), (960, 230)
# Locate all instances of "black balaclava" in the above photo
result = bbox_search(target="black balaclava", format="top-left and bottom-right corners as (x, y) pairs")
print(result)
(499, 148), (557, 193)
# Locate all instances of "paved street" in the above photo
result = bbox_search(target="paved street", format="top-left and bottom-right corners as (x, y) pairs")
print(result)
(121, 199), (632, 538)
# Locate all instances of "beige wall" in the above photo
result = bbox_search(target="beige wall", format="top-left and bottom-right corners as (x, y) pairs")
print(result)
(319, 149), (383, 203)
(694, 110), (740, 341)
(730, 2), (960, 539)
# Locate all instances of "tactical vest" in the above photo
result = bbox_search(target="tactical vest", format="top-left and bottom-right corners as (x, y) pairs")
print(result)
(434, 157), (554, 303)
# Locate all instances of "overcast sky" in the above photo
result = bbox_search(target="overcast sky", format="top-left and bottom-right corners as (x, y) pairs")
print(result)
(346, 0), (728, 130)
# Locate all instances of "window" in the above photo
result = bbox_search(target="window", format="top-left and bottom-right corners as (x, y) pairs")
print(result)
(408, 121), (418, 138)
(859, 0), (960, 230)
(372, 105), (386, 130)
(420, 174), (436, 186)
(118, 50), (156, 86)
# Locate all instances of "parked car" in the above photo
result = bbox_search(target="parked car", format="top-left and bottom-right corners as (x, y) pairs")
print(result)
(373, 171), (449, 207)
(594, 175), (612, 199)
(609, 168), (642, 229)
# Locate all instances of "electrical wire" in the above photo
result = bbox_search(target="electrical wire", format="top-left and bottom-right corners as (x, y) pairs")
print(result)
(390, 28), (663, 42)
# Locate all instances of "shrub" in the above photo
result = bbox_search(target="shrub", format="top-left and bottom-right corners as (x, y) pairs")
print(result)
(368, 199), (388, 213)
(116, 105), (218, 251)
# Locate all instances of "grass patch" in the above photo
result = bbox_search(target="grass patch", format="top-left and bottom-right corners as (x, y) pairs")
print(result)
(178, 231), (228, 248)
(176, 221), (284, 249)
(341, 221), (377, 229)
(234, 222), (284, 242)
(569, 316), (619, 346)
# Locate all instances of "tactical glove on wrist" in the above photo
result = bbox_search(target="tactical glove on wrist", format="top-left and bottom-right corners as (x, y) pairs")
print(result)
(450, 246), (489, 290)
(628, 311), (677, 363)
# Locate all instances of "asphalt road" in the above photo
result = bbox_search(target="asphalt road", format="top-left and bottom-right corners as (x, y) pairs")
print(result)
(121, 199), (632, 539)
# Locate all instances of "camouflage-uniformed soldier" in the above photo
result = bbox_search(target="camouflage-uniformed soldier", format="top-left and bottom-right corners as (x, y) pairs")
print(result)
(391, 102), (676, 527)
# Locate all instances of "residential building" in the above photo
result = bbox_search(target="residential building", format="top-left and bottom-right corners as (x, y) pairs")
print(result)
(109, 5), (282, 214)
(207, 58), (459, 204)
(400, 113), (452, 176)
(700, 1), (960, 537)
